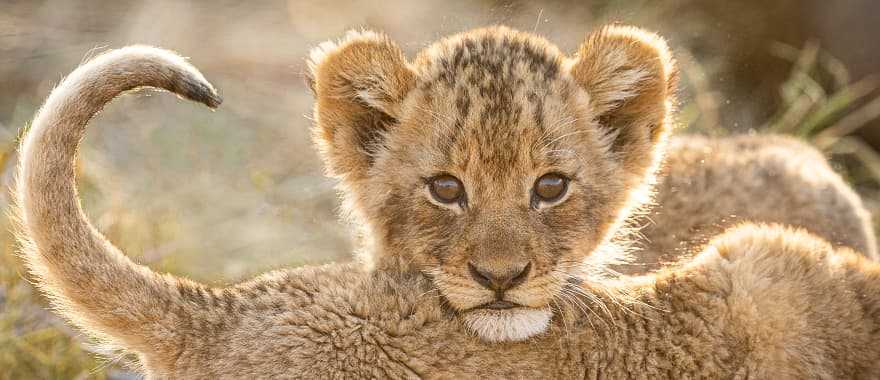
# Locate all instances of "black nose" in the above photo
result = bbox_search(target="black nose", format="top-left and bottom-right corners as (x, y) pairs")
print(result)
(468, 261), (532, 292)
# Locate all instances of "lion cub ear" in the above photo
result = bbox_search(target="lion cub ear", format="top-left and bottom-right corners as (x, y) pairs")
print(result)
(307, 31), (416, 181)
(568, 25), (678, 183)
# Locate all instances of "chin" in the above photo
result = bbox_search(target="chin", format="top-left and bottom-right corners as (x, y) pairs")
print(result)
(461, 307), (552, 343)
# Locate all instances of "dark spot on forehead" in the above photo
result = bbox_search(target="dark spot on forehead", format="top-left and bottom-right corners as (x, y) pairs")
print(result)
(528, 91), (545, 131)
(429, 33), (560, 89)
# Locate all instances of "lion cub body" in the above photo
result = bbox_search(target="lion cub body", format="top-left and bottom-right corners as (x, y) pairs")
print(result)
(626, 134), (877, 274)
(148, 225), (880, 379)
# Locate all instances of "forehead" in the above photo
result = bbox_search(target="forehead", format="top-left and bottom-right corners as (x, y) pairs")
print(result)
(403, 30), (586, 180)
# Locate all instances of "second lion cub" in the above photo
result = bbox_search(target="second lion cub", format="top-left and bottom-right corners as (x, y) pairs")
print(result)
(620, 134), (877, 274)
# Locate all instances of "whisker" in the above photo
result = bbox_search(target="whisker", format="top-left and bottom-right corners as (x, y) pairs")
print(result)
(417, 288), (440, 299)
(556, 291), (597, 331)
(539, 129), (592, 152)
(550, 298), (571, 337)
(531, 115), (586, 151)
(561, 287), (609, 324)
(565, 286), (615, 324)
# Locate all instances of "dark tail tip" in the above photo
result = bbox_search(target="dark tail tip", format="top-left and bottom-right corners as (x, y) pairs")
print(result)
(178, 77), (223, 109)
(204, 91), (223, 109)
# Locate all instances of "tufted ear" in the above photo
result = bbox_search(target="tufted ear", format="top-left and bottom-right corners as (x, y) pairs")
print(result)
(307, 31), (416, 181)
(569, 25), (678, 185)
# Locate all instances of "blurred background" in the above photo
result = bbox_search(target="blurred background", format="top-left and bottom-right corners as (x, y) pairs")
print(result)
(2, 0), (880, 377)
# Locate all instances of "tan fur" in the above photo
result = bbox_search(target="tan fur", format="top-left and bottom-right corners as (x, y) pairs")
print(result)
(13, 45), (224, 366)
(619, 134), (878, 274)
(75, 224), (880, 378)
(13, 28), (880, 378)
(182, 225), (876, 379)
(308, 25), (677, 342)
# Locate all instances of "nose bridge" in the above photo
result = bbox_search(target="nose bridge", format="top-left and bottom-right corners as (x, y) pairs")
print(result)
(469, 209), (529, 273)
(469, 161), (521, 208)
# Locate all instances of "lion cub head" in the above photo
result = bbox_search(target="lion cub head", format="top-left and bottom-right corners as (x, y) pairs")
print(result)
(307, 25), (676, 342)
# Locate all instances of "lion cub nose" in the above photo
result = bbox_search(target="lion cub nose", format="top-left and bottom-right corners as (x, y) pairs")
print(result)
(468, 262), (532, 292)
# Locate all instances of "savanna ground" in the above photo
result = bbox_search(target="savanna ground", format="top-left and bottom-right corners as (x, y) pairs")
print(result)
(3, 0), (880, 378)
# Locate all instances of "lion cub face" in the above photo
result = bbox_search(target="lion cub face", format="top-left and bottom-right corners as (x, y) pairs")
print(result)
(309, 26), (676, 342)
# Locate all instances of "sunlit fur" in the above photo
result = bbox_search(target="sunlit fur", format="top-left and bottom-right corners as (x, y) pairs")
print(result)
(308, 25), (677, 341)
(308, 26), (878, 342)
(628, 134), (879, 273)
(14, 46), (222, 360)
(14, 29), (880, 378)
(461, 308), (552, 343)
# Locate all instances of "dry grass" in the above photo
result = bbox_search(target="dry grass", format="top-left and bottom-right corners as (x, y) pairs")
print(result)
(0, 242), (108, 379)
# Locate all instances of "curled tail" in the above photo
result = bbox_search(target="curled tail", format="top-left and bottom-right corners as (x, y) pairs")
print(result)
(14, 46), (221, 359)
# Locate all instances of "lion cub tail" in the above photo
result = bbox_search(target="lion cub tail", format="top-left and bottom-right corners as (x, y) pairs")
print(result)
(13, 46), (221, 355)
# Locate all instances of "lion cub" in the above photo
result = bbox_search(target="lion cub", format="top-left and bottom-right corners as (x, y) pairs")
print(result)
(630, 134), (877, 273)
(306, 24), (876, 342)
(308, 25), (677, 341)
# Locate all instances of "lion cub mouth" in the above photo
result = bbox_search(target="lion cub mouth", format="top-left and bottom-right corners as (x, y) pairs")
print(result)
(478, 300), (520, 310)
(461, 306), (552, 343)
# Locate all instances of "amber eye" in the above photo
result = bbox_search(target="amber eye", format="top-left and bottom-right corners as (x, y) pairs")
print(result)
(533, 173), (568, 203)
(429, 175), (465, 204)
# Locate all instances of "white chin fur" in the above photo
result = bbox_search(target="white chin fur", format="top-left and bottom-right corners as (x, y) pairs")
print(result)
(462, 308), (552, 342)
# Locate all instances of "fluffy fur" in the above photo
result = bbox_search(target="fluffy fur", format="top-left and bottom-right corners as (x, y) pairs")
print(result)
(14, 46), (223, 359)
(621, 134), (878, 274)
(308, 25), (677, 342)
(13, 27), (880, 378)
(306, 24), (876, 342)
(196, 225), (877, 378)
(86, 225), (880, 378)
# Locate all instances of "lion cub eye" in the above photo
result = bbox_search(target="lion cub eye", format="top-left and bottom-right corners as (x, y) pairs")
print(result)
(533, 173), (568, 203)
(429, 175), (465, 204)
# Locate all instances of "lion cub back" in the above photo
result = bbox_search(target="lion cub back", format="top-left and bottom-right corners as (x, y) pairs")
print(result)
(700, 224), (880, 378)
(624, 134), (877, 274)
